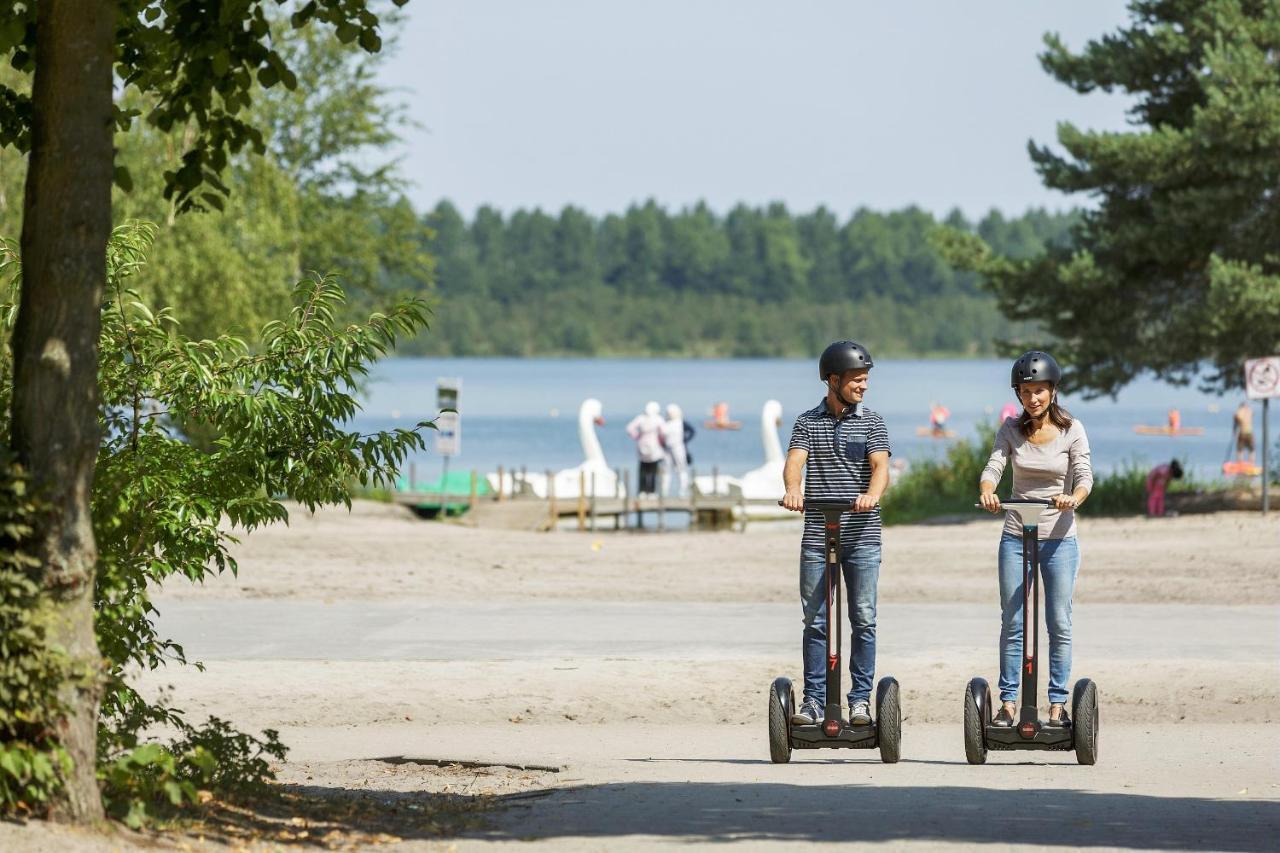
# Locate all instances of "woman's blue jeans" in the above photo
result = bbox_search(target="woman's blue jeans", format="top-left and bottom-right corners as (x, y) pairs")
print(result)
(997, 534), (1080, 705)
(800, 544), (880, 706)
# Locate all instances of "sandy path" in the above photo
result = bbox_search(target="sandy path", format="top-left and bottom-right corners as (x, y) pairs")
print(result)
(164, 502), (1280, 605)
(8, 504), (1278, 850)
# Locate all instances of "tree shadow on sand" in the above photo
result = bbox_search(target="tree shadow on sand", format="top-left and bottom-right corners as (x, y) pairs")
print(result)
(473, 782), (1279, 850)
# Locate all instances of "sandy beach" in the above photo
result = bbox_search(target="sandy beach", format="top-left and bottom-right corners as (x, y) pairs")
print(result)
(5, 502), (1278, 850)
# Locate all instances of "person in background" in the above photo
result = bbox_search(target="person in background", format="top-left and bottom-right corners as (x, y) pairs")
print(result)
(1167, 407), (1182, 432)
(999, 402), (1020, 424)
(660, 403), (692, 496)
(1233, 401), (1255, 464)
(929, 401), (951, 436)
(1145, 459), (1183, 517)
(626, 401), (666, 496)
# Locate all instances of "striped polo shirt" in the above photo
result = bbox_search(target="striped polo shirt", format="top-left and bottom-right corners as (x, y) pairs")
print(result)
(788, 398), (892, 550)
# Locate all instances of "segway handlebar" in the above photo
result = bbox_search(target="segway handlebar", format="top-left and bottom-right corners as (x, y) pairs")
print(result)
(975, 497), (1054, 528)
(776, 498), (866, 511)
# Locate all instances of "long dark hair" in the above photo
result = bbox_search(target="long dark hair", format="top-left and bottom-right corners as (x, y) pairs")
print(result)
(1016, 388), (1074, 438)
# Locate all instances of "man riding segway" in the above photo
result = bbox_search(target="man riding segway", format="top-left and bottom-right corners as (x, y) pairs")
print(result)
(782, 341), (892, 733)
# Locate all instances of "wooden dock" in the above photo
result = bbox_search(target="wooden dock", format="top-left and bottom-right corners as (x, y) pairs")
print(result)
(392, 487), (752, 532)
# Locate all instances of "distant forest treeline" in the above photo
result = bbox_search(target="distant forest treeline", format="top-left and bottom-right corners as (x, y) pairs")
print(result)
(406, 202), (1079, 358)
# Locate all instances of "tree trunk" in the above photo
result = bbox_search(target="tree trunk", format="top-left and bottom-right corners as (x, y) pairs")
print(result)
(11, 0), (115, 822)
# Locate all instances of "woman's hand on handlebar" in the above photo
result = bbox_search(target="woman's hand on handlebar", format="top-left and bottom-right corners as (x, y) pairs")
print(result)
(978, 492), (1002, 514)
(782, 490), (805, 512)
(1052, 493), (1078, 511)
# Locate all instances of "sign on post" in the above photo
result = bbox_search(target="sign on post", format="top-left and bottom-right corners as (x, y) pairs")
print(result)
(1243, 357), (1277, 516)
(1244, 357), (1280, 400)
(435, 378), (461, 457)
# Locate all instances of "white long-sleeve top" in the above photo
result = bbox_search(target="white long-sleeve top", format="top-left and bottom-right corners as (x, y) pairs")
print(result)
(661, 417), (688, 467)
(980, 417), (1094, 540)
(626, 412), (666, 463)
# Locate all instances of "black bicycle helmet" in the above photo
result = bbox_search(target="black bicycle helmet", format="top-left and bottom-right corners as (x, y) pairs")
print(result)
(818, 340), (874, 381)
(1010, 350), (1062, 389)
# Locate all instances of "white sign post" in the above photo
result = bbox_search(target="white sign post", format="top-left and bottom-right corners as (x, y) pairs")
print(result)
(1244, 357), (1279, 515)
(435, 378), (461, 493)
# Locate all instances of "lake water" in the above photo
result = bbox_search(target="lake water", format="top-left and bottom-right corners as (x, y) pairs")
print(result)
(352, 357), (1256, 485)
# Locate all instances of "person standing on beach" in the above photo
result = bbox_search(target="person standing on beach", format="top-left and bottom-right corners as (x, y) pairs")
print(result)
(626, 401), (665, 496)
(660, 403), (692, 496)
(781, 340), (891, 727)
(1233, 401), (1255, 463)
(978, 351), (1093, 729)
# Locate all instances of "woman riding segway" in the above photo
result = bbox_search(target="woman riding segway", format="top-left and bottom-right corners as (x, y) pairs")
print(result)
(978, 351), (1093, 730)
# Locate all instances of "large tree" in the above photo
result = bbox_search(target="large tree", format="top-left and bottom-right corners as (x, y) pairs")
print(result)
(937, 0), (1280, 396)
(0, 0), (404, 821)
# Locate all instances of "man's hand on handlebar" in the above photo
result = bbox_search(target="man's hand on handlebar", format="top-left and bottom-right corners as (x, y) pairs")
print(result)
(782, 490), (805, 512)
(978, 492), (1002, 514)
(852, 493), (879, 512)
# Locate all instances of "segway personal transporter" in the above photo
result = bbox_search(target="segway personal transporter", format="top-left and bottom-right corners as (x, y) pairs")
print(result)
(768, 498), (901, 764)
(963, 498), (1099, 765)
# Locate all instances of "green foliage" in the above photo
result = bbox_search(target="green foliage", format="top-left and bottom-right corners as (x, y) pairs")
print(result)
(880, 423), (1010, 525)
(101, 719), (285, 828)
(0, 223), (432, 820)
(937, 1), (1280, 396)
(98, 10), (432, 343)
(0, 0), (406, 213)
(412, 202), (1078, 357)
(0, 455), (72, 814)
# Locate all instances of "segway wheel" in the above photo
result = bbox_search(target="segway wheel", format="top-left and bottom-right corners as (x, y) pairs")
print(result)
(768, 677), (793, 764)
(875, 676), (901, 764)
(963, 677), (990, 765)
(1072, 678), (1099, 766)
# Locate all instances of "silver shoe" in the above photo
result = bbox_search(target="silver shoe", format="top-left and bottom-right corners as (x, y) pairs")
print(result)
(849, 700), (871, 726)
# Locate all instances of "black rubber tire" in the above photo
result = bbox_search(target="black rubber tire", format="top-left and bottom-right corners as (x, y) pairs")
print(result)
(1072, 678), (1099, 766)
(963, 677), (989, 765)
(768, 677), (793, 764)
(875, 676), (902, 764)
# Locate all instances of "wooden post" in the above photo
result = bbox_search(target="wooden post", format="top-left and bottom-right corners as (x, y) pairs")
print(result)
(547, 469), (557, 531)
(590, 472), (598, 531)
(621, 469), (630, 530)
(469, 470), (479, 524)
(577, 470), (587, 531)
(690, 468), (699, 532)
(497, 465), (505, 502)
(520, 465), (527, 498)
(713, 465), (719, 494)
(738, 486), (747, 533)
(657, 463), (666, 531)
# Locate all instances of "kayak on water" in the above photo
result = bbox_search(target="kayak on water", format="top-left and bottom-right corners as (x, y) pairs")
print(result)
(1132, 425), (1205, 436)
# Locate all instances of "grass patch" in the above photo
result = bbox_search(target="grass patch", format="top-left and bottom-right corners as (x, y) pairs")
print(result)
(882, 425), (1224, 524)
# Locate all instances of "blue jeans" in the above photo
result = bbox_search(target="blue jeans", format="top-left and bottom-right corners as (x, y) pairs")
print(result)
(800, 543), (880, 705)
(997, 534), (1080, 705)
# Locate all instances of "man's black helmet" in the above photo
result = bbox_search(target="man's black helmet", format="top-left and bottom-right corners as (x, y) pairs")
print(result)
(1010, 350), (1062, 389)
(819, 340), (874, 381)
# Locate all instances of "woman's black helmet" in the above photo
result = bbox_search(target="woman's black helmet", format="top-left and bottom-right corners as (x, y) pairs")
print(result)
(1010, 350), (1062, 389)
(819, 340), (874, 381)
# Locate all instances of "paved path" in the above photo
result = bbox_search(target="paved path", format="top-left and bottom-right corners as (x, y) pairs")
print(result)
(155, 599), (1277, 662)
(278, 723), (1280, 851)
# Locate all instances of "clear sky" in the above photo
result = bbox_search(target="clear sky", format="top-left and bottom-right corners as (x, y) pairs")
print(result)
(377, 0), (1134, 220)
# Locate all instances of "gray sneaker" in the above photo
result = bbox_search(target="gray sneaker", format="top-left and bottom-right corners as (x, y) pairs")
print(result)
(849, 699), (871, 726)
(791, 697), (822, 725)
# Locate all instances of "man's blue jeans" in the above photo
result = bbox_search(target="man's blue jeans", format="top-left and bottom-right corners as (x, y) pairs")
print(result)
(800, 543), (880, 705)
(997, 534), (1080, 705)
